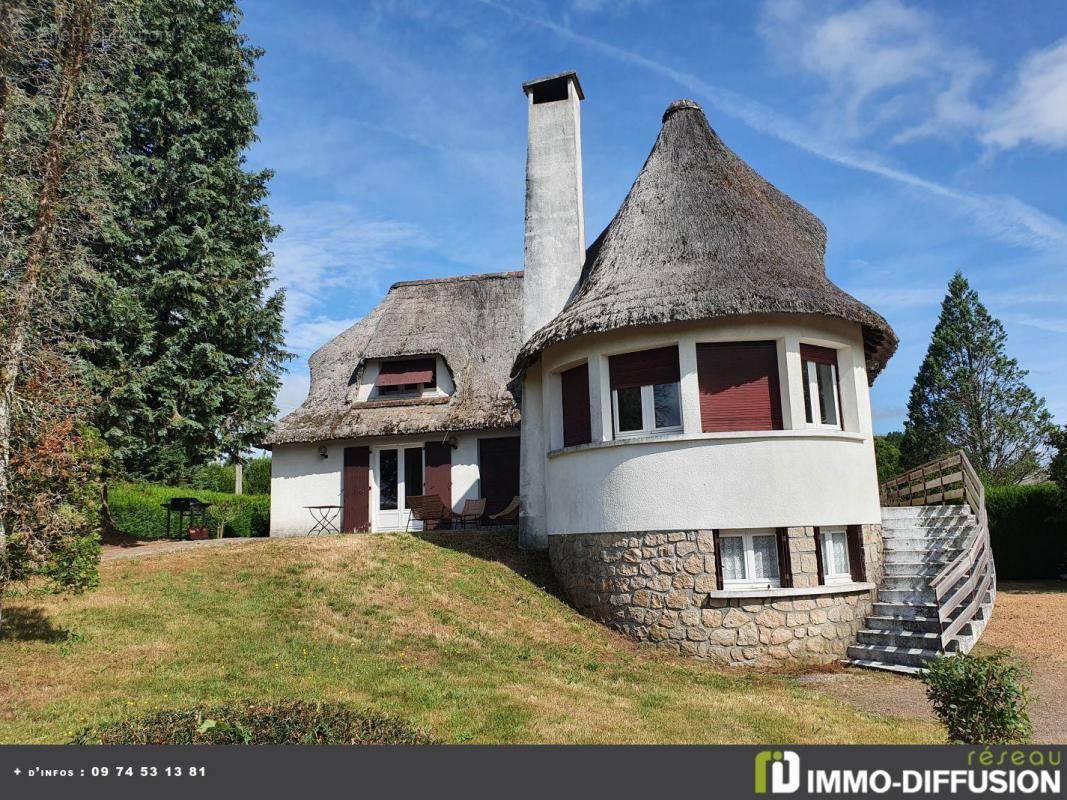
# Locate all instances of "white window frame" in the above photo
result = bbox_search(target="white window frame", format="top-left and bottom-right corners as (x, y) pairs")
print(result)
(719, 529), (782, 589)
(803, 357), (841, 429)
(611, 383), (683, 439)
(820, 525), (852, 585)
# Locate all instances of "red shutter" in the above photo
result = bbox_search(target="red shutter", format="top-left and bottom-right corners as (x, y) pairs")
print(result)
(376, 358), (435, 387)
(813, 527), (826, 585)
(342, 447), (370, 532)
(799, 344), (837, 366)
(424, 441), (452, 514)
(609, 346), (680, 390)
(712, 530), (724, 590)
(847, 525), (866, 582)
(560, 363), (592, 447)
(478, 437), (521, 515)
(776, 528), (793, 588)
(696, 341), (782, 432)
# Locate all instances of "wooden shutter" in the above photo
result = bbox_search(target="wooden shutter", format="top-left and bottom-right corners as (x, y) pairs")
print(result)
(847, 525), (866, 582)
(608, 346), (680, 390)
(424, 441), (452, 516)
(775, 528), (793, 588)
(813, 527), (826, 585)
(696, 341), (783, 432)
(712, 530), (724, 591)
(376, 358), (435, 387)
(799, 344), (837, 365)
(560, 363), (592, 447)
(478, 436), (521, 515)
(342, 446), (370, 532)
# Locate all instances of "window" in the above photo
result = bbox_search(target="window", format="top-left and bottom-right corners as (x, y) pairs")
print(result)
(819, 526), (851, 585)
(608, 346), (682, 438)
(560, 363), (592, 447)
(696, 341), (783, 432)
(403, 447), (423, 508)
(375, 358), (437, 398)
(800, 345), (841, 428)
(718, 529), (781, 589)
(379, 449), (398, 511)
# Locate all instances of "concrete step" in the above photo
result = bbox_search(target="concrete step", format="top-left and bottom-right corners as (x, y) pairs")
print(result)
(882, 517), (974, 532)
(844, 657), (924, 676)
(866, 614), (941, 633)
(857, 628), (950, 649)
(878, 588), (936, 604)
(846, 643), (940, 669)
(881, 506), (971, 521)
(883, 539), (965, 554)
(872, 601), (939, 619)
(884, 561), (947, 576)
(881, 575), (935, 591)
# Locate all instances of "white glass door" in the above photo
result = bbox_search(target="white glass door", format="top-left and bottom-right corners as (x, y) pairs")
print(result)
(373, 447), (423, 531)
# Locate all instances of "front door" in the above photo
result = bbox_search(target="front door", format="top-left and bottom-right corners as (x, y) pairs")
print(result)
(342, 446), (370, 532)
(373, 446), (425, 531)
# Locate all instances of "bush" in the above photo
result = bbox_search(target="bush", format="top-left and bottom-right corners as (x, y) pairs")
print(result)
(186, 456), (271, 495)
(108, 483), (270, 540)
(922, 651), (1032, 744)
(986, 482), (1067, 579)
(71, 702), (433, 745)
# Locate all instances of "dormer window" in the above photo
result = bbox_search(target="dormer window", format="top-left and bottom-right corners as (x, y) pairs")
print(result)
(374, 358), (438, 398)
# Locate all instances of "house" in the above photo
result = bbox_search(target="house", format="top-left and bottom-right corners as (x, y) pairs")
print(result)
(268, 72), (995, 671)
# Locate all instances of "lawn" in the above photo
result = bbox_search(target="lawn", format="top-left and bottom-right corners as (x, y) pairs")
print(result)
(0, 532), (942, 744)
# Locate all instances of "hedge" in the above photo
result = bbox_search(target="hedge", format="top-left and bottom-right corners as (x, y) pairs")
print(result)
(109, 483), (270, 540)
(186, 456), (272, 495)
(72, 701), (433, 744)
(986, 483), (1067, 580)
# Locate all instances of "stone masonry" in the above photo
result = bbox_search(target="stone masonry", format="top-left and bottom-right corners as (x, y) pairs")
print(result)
(549, 526), (882, 667)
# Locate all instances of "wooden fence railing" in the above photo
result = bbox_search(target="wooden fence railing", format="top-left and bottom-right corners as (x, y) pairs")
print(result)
(879, 449), (996, 651)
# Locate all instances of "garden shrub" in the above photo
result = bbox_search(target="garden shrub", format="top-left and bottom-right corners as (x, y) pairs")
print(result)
(922, 651), (1032, 744)
(108, 483), (270, 540)
(71, 702), (433, 744)
(985, 483), (1066, 579)
(186, 456), (271, 495)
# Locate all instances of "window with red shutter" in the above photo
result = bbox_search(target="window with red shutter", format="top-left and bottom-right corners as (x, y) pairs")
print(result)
(607, 346), (682, 438)
(800, 344), (841, 428)
(374, 357), (439, 398)
(696, 341), (782, 432)
(560, 363), (592, 447)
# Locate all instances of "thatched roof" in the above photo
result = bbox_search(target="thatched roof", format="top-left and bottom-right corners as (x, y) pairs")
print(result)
(265, 271), (522, 446)
(513, 100), (897, 382)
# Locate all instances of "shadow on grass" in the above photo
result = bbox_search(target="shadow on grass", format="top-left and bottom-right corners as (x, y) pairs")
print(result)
(0, 606), (74, 643)
(415, 529), (567, 602)
(997, 580), (1067, 595)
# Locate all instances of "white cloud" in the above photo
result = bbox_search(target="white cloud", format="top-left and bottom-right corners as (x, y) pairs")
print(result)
(1006, 314), (1067, 335)
(758, 0), (986, 142)
(286, 316), (361, 354)
(982, 37), (1067, 150)
(275, 371), (311, 418)
(478, 0), (1067, 252)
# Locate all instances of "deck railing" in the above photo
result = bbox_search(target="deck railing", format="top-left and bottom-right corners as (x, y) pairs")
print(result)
(879, 449), (996, 651)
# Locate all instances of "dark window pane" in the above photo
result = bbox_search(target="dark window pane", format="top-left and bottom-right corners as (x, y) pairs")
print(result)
(379, 449), (398, 510)
(803, 363), (814, 423)
(653, 382), (681, 428)
(404, 447), (423, 508)
(615, 386), (643, 432)
(816, 362), (838, 425)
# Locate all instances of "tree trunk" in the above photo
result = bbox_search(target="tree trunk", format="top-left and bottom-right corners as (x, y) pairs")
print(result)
(234, 460), (243, 495)
(0, 0), (96, 632)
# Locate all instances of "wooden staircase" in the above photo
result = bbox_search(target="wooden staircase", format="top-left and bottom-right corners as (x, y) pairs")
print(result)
(846, 451), (997, 674)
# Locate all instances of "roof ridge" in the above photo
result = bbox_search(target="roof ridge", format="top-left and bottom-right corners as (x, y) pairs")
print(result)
(390, 270), (522, 290)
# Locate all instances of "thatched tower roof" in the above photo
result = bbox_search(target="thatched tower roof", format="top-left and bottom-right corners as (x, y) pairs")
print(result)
(265, 271), (522, 446)
(513, 100), (897, 381)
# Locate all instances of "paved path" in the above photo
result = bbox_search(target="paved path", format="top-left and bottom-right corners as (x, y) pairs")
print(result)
(101, 537), (268, 562)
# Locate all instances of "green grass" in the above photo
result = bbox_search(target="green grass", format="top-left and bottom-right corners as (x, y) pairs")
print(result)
(0, 533), (941, 744)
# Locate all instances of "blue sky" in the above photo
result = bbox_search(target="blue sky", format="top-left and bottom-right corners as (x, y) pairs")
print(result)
(240, 0), (1067, 433)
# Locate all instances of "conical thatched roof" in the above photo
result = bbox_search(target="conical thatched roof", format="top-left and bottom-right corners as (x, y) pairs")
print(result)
(513, 100), (897, 381)
(265, 272), (522, 446)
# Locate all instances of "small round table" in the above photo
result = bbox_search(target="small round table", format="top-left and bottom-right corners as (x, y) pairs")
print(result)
(304, 505), (342, 536)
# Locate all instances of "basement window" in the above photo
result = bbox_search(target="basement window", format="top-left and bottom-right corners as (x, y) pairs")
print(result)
(718, 529), (781, 590)
(819, 526), (852, 585)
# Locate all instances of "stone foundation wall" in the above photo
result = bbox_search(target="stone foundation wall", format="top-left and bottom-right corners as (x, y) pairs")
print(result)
(549, 527), (880, 667)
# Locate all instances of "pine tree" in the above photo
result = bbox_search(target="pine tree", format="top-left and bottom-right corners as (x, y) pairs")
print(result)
(900, 272), (1054, 484)
(83, 0), (288, 482)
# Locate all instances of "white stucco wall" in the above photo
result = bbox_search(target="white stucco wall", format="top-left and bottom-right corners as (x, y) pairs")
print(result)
(269, 427), (520, 537)
(536, 314), (882, 535)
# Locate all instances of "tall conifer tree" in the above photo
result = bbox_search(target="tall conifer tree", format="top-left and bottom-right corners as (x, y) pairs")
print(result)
(84, 0), (287, 481)
(900, 272), (1053, 483)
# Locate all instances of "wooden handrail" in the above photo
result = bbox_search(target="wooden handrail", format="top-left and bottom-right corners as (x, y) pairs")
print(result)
(879, 449), (996, 651)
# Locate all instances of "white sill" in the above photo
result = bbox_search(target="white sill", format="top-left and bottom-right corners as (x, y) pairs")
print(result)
(547, 428), (867, 458)
(614, 425), (683, 440)
(705, 582), (874, 599)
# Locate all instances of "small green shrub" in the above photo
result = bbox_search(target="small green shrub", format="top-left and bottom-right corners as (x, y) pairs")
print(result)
(186, 457), (272, 495)
(71, 702), (434, 744)
(922, 650), (1033, 744)
(986, 483), (1066, 579)
(109, 483), (270, 540)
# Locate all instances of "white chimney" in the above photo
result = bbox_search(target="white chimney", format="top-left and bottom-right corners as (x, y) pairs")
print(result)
(521, 71), (585, 341)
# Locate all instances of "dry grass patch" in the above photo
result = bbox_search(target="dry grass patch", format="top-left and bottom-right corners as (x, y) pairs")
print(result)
(1, 532), (939, 744)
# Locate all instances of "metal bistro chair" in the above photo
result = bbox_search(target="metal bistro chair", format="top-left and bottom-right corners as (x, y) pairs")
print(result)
(456, 498), (487, 529)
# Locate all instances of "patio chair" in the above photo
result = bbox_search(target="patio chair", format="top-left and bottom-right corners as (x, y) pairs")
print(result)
(406, 494), (453, 531)
(456, 498), (487, 529)
(487, 496), (520, 526)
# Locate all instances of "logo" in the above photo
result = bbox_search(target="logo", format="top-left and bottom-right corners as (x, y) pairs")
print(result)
(755, 750), (801, 794)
